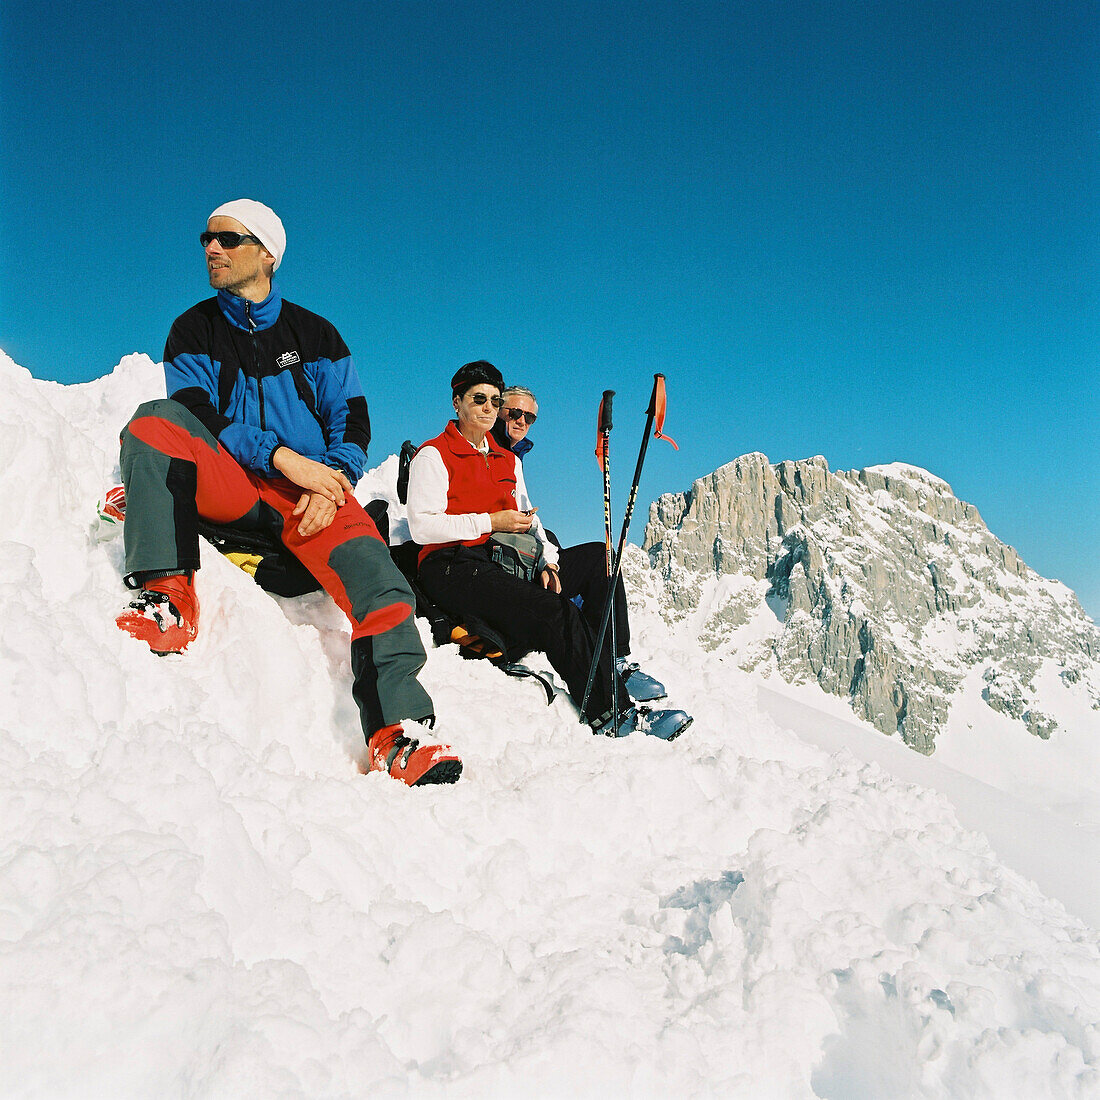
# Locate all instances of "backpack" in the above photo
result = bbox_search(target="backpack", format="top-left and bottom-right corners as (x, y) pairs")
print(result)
(198, 519), (321, 599)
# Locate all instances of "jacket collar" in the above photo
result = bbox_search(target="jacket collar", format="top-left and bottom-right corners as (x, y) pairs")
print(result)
(444, 420), (509, 458)
(217, 284), (282, 331)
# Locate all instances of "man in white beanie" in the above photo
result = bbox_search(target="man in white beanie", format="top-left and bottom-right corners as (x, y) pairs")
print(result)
(115, 199), (462, 787)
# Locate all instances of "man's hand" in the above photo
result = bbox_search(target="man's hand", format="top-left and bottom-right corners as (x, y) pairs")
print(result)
(540, 565), (561, 593)
(273, 447), (353, 505)
(490, 508), (536, 533)
(292, 491), (338, 537)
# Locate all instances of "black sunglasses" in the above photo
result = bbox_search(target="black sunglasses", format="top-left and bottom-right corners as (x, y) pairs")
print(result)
(468, 392), (505, 408)
(504, 407), (537, 426)
(200, 231), (263, 249)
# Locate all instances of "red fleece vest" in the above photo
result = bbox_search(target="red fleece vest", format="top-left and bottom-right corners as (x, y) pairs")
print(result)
(417, 421), (519, 563)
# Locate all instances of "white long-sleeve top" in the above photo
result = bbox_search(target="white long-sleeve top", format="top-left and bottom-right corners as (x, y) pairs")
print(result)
(406, 433), (560, 568)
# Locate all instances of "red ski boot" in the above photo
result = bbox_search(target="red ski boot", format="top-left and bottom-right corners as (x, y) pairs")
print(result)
(116, 572), (199, 655)
(364, 724), (462, 786)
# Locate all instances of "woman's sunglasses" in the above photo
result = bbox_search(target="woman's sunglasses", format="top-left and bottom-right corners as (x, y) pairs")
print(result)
(503, 407), (537, 425)
(468, 392), (505, 408)
(200, 231), (263, 249)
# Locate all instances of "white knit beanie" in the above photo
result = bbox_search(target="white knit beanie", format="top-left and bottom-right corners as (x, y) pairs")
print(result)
(208, 199), (286, 271)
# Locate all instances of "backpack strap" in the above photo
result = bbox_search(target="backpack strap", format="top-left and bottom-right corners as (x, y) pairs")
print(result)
(397, 439), (418, 504)
(499, 662), (556, 705)
(364, 497), (390, 543)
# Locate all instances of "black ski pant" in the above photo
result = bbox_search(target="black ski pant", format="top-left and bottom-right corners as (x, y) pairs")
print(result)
(555, 541), (631, 659)
(418, 544), (630, 728)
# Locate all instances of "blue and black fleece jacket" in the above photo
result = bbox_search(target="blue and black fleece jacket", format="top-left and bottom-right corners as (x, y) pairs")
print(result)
(163, 286), (371, 484)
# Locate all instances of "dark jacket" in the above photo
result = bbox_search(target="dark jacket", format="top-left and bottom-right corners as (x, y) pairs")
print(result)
(163, 286), (371, 484)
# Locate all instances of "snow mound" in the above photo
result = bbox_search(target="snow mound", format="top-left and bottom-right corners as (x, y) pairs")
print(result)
(3, 353), (1100, 1098)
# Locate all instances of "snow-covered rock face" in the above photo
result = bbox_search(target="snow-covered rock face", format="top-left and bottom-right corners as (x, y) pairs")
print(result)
(643, 453), (1100, 754)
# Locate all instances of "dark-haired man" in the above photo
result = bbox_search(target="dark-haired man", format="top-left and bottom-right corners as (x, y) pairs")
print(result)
(115, 198), (460, 786)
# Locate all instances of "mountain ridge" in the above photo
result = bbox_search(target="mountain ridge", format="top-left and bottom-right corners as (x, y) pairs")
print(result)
(642, 451), (1099, 753)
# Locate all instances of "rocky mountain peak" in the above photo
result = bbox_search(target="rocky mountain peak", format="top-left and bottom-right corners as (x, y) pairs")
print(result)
(643, 454), (1098, 753)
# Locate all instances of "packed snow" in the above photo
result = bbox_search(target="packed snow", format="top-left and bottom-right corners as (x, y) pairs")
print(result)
(2, 350), (1099, 1098)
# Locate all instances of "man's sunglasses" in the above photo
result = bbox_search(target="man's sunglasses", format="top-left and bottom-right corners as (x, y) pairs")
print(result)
(503, 407), (537, 426)
(200, 231), (263, 249)
(468, 392), (505, 408)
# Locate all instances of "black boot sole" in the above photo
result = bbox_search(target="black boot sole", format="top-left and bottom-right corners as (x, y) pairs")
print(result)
(413, 759), (463, 785)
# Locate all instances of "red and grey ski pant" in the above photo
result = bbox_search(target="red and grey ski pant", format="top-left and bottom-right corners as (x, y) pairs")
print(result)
(119, 399), (433, 739)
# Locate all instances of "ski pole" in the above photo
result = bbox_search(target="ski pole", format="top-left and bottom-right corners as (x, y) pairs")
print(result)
(581, 390), (616, 725)
(596, 390), (615, 576)
(580, 374), (678, 725)
(598, 391), (619, 734)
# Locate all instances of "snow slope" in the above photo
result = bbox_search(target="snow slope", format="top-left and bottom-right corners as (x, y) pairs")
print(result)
(2, 351), (1099, 1098)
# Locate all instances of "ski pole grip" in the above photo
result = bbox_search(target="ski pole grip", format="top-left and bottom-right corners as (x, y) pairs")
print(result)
(599, 390), (615, 433)
(647, 374), (664, 415)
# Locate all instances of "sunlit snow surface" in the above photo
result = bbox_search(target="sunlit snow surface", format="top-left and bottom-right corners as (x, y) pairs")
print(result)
(2, 350), (1098, 1098)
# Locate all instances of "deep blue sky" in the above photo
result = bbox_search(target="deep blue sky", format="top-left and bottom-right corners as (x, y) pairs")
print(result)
(2, 1), (1097, 616)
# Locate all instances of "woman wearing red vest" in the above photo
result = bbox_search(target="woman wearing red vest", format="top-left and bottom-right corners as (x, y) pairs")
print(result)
(406, 361), (691, 740)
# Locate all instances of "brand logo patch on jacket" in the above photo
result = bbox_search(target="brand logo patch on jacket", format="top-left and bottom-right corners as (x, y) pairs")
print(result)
(277, 350), (301, 368)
